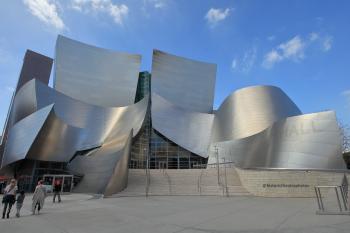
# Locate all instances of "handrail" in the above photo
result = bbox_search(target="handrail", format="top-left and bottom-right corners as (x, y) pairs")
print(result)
(315, 185), (349, 215)
(223, 158), (229, 197)
(164, 169), (172, 195)
(145, 157), (150, 197)
(129, 159), (208, 169)
(197, 168), (205, 195)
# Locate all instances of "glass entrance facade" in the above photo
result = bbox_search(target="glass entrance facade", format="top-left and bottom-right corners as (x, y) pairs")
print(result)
(130, 71), (207, 169)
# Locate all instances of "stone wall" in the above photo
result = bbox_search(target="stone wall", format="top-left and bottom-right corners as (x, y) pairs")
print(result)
(235, 168), (350, 197)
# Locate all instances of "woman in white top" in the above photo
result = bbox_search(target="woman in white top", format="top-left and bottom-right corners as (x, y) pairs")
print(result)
(32, 180), (46, 214)
(2, 179), (18, 219)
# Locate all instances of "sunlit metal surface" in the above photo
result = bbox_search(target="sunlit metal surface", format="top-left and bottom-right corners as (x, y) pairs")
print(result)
(0, 35), (346, 196)
(1, 105), (53, 166)
(104, 130), (132, 196)
(152, 93), (214, 157)
(68, 131), (132, 196)
(0, 50), (53, 167)
(151, 49), (216, 113)
(6, 79), (148, 148)
(54, 35), (141, 107)
(209, 111), (345, 170)
(212, 85), (302, 142)
(1, 79), (149, 170)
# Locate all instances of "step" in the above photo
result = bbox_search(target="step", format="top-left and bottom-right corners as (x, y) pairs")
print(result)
(116, 168), (251, 197)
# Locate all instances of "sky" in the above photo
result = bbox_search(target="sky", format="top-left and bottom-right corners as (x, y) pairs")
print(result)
(0, 0), (349, 131)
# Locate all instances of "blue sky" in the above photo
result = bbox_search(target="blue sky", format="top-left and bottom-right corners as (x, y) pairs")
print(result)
(0, 0), (349, 131)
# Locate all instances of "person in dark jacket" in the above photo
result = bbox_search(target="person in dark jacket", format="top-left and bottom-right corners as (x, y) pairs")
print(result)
(15, 190), (25, 217)
(2, 179), (17, 219)
(53, 179), (62, 203)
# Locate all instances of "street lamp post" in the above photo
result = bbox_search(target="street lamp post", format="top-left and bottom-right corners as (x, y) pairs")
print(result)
(215, 145), (220, 185)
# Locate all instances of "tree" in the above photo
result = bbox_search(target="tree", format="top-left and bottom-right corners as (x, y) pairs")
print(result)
(339, 121), (350, 153)
(339, 121), (350, 169)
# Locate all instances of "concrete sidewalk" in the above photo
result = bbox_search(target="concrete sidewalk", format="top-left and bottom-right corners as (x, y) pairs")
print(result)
(0, 194), (349, 233)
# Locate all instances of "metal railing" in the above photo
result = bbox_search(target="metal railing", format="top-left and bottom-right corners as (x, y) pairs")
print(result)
(145, 158), (150, 197)
(315, 174), (349, 215)
(129, 159), (208, 169)
(197, 168), (205, 195)
(131, 156), (236, 197)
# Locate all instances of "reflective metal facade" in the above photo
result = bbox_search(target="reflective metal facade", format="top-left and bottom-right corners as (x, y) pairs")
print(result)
(15, 50), (53, 93)
(152, 93), (213, 157)
(208, 111), (345, 170)
(54, 35), (141, 107)
(151, 50), (216, 113)
(211, 85), (302, 142)
(0, 50), (53, 166)
(0, 36), (346, 196)
(68, 131), (132, 195)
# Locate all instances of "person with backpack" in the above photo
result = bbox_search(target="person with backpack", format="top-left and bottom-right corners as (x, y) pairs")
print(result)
(2, 179), (17, 219)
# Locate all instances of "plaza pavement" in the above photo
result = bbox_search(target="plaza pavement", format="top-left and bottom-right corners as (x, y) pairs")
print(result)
(0, 194), (349, 233)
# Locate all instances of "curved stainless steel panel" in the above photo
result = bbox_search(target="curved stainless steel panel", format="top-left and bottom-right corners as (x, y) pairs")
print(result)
(212, 85), (302, 142)
(54, 35), (141, 107)
(104, 130), (132, 196)
(0, 50), (52, 167)
(1, 105), (54, 167)
(152, 93), (213, 157)
(8, 79), (149, 149)
(26, 109), (83, 163)
(151, 50), (217, 113)
(209, 111), (346, 170)
(1, 79), (149, 168)
(68, 131), (132, 196)
(7, 80), (38, 129)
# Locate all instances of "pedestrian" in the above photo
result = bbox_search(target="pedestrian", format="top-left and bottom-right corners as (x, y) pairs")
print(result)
(15, 190), (25, 217)
(2, 179), (17, 219)
(53, 179), (62, 203)
(32, 180), (46, 215)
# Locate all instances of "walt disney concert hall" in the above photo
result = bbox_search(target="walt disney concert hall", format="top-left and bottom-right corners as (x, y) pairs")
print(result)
(0, 36), (347, 197)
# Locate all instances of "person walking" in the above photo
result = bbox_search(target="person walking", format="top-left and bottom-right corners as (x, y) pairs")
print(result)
(53, 179), (62, 203)
(32, 180), (46, 215)
(2, 179), (17, 219)
(15, 190), (25, 217)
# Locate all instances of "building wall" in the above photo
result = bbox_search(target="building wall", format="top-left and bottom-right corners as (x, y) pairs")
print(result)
(235, 167), (350, 197)
(54, 35), (141, 107)
(151, 50), (216, 113)
(130, 72), (207, 169)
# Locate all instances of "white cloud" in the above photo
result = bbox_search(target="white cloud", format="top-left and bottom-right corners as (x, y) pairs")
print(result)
(71, 0), (129, 25)
(232, 47), (257, 73)
(262, 36), (305, 69)
(205, 8), (231, 26)
(342, 90), (350, 108)
(262, 32), (334, 69)
(342, 90), (350, 99)
(322, 36), (333, 52)
(267, 35), (276, 41)
(309, 32), (319, 41)
(308, 32), (333, 52)
(23, 0), (65, 30)
(6, 86), (15, 92)
(231, 59), (237, 69)
(145, 0), (167, 9)
(278, 36), (305, 60)
(262, 49), (283, 69)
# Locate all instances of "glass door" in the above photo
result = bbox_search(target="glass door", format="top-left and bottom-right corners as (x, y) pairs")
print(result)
(62, 176), (72, 192)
